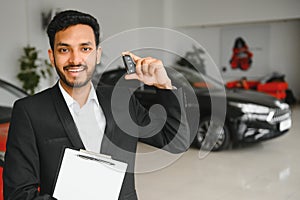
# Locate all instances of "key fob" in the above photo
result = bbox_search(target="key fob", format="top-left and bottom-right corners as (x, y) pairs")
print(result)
(122, 54), (136, 74)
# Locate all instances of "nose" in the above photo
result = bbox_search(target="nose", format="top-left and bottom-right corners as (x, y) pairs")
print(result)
(69, 50), (83, 65)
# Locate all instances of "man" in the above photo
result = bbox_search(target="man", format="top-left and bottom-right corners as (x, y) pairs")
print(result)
(3, 10), (189, 200)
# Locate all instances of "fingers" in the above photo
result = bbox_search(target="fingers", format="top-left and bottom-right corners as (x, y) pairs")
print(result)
(122, 52), (168, 88)
(138, 57), (162, 76)
(124, 73), (139, 80)
(123, 51), (162, 75)
(123, 56), (160, 81)
(122, 51), (141, 61)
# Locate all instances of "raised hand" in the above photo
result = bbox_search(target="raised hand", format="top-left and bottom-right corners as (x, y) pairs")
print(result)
(123, 52), (173, 90)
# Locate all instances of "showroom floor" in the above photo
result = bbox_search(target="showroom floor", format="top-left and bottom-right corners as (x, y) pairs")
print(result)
(135, 104), (299, 200)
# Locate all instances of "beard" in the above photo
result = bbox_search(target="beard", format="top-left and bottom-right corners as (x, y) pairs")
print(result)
(54, 60), (96, 88)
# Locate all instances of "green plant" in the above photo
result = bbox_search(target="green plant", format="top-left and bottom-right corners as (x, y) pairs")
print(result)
(17, 45), (52, 95)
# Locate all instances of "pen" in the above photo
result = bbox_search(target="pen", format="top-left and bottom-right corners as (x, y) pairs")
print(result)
(77, 154), (115, 166)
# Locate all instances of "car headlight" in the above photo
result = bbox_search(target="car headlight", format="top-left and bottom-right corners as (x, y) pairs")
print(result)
(229, 102), (270, 114)
(275, 100), (289, 110)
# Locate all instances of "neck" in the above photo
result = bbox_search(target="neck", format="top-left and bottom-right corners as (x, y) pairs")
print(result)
(60, 80), (91, 107)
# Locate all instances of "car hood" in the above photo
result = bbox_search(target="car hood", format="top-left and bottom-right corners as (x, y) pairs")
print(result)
(202, 88), (281, 108)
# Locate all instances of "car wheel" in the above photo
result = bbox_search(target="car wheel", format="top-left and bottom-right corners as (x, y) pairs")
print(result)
(195, 117), (230, 151)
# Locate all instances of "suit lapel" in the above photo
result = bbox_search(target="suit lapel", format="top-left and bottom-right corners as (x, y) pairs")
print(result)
(50, 83), (116, 154)
(96, 86), (115, 155)
(50, 83), (85, 149)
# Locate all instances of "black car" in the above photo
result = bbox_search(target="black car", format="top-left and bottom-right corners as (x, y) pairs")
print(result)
(95, 66), (292, 151)
(0, 79), (27, 153)
(0, 79), (27, 197)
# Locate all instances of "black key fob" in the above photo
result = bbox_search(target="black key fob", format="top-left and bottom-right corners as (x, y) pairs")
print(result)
(122, 54), (136, 74)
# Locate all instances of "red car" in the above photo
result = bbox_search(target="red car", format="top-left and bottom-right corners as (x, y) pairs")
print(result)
(0, 79), (27, 199)
(225, 72), (295, 103)
(226, 79), (288, 100)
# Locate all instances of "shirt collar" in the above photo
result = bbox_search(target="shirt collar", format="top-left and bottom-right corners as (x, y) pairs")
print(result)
(58, 81), (100, 108)
(87, 84), (100, 108)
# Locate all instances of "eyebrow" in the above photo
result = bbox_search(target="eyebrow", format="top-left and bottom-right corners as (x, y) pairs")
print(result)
(56, 42), (93, 47)
(56, 42), (69, 47)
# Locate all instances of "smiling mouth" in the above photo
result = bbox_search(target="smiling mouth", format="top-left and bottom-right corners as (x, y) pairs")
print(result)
(64, 65), (87, 73)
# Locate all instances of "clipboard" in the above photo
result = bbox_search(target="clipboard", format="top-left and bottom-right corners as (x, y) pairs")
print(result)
(53, 148), (128, 200)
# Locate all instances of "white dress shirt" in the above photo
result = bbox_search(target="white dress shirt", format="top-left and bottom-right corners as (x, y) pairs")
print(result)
(59, 82), (106, 153)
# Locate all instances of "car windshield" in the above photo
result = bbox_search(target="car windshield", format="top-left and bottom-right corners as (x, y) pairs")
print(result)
(98, 66), (224, 91)
(168, 66), (223, 90)
(0, 80), (27, 107)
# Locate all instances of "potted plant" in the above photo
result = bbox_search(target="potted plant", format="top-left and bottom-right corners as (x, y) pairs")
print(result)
(17, 45), (52, 95)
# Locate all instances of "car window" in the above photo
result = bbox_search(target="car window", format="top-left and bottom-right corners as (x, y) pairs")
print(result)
(0, 81), (27, 107)
(98, 66), (223, 91)
(169, 67), (223, 90)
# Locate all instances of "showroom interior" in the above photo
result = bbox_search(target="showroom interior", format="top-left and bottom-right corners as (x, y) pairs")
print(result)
(0, 0), (299, 200)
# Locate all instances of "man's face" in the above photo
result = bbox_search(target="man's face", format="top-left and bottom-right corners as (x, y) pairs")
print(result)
(48, 24), (101, 89)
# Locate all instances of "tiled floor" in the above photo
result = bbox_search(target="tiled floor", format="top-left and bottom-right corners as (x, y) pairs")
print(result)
(135, 104), (300, 200)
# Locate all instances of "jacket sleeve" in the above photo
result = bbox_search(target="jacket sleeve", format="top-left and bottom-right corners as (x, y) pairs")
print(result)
(134, 88), (191, 153)
(3, 100), (56, 200)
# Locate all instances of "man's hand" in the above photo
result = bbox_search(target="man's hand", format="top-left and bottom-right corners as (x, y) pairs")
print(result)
(123, 52), (173, 90)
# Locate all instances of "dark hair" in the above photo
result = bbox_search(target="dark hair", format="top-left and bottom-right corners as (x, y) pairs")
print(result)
(46, 10), (100, 50)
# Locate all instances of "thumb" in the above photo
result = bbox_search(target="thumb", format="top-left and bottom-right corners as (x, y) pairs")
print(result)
(124, 73), (140, 80)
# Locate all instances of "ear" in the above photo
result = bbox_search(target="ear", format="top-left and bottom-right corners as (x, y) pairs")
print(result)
(96, 47), (102, 65)
(48, 49), (55, 67)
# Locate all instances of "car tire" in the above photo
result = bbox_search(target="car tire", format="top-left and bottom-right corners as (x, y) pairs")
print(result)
(195, 117), (230, 151)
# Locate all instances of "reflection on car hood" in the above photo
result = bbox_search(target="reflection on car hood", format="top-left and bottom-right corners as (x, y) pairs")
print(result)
(202, 88), (280, 108)
(226, 89), (281, 108)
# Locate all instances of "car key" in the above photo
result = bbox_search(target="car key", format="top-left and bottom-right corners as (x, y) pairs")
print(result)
(122, 54), (136, 74)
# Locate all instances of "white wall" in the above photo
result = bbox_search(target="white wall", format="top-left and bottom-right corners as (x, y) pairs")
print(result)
(0, 0), (141, 91)
(170, 0), (300, 27)
(0, 0), (299, 99)
(269, 20), (300, 99)
(0, 1), (28, 84)
(175, 20), (300, 100)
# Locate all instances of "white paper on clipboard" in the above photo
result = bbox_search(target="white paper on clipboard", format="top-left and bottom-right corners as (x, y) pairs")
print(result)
(53, 148), (128, 200)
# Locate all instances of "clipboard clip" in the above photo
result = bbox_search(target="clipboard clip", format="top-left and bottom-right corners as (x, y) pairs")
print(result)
(77, 154), (115, 166)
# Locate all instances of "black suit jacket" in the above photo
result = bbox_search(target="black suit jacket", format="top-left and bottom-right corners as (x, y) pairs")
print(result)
(3, 83), (189, 200)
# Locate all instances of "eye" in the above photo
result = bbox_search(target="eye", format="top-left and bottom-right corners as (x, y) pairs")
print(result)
(58, 48), (69, 53)
(82, 47), (92, 52)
